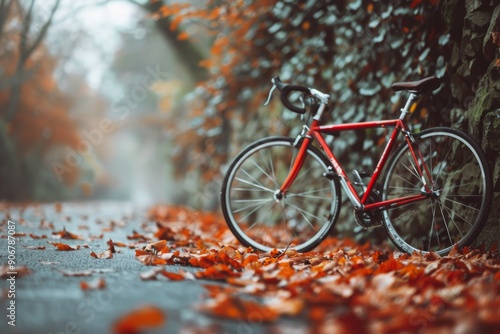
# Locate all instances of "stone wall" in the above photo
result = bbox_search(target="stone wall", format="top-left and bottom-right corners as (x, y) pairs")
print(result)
(442, 0), (500, 248)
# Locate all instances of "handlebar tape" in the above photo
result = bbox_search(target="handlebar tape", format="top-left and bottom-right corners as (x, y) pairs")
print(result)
(272, 76), (310, 114)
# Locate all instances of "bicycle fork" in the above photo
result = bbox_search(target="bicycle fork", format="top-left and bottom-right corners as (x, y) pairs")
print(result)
(275, 127), (314, 202)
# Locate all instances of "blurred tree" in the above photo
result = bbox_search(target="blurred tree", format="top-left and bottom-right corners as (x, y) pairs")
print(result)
(1, 0), (60, 121)
(0, 0), (81, 200)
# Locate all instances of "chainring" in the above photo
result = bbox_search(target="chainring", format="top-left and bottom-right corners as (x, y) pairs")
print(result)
(353, 190), (383, 228)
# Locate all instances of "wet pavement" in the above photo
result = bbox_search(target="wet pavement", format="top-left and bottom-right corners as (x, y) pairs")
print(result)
(0, 202), (269, 334)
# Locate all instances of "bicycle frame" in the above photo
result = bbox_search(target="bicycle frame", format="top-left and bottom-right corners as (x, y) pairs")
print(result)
(279, 103), (433, 214)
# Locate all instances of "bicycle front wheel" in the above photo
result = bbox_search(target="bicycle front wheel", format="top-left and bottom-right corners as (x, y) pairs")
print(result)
(221, 137), (341, 252)
(382, 127), (492, 255)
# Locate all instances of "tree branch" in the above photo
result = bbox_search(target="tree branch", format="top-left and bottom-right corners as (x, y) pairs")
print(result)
(23, 0), (61, 64)
(0, 0), (15, 42)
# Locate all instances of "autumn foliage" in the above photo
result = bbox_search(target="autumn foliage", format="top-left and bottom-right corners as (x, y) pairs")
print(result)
(0, 1), (82, 200)
(136, 205), (500, 332)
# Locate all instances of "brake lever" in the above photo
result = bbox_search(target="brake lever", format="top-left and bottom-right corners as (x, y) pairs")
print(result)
(264, 84), (277, 106)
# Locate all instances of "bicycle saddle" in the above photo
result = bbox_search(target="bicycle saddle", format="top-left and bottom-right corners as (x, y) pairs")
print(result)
(391, 76), (440, 95)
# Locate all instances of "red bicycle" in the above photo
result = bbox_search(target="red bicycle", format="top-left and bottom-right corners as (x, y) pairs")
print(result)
(221, 76), (492, 255)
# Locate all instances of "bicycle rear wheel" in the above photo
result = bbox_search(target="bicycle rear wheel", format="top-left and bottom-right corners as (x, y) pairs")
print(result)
(221, 137), (341, 252)
(382, 127), (492, 255)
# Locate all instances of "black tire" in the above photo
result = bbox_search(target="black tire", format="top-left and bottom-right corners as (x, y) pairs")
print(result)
(221, 137), (341, 252)
(381, 127), (492, 255)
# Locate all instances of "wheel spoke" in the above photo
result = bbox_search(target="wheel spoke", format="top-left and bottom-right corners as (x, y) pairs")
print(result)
(442, 197), (481, 212)
(381, 129), (491, 255)
(235, 176), (274, 193)
(438, 200), (475, 227)
(251, 158), (278, 188)
(221, 139), (339, 252)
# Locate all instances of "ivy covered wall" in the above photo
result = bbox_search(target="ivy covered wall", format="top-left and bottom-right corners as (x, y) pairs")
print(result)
(441, 0), (499, 247)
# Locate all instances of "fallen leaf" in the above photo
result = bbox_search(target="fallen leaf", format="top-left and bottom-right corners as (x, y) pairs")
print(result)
(40, 261), (59, 265)
(48, 241), (79, 251)
(0, 265), (31, 278)
(198, 295), (278, 322)
(160, 270), (185, 281)
(20, 241), (46, 250)
(112, 305), (166, 334)
(107, 239), (116, 253)
(127, 230), (148, 240)
(113, 241), (128, 247)
(145, 240), (168, 254)
(29, 233), (47, 239)
(52, 227), (83, 240)
(140, 268), (161, 281)
(58, 269), (93, 277)
(80, 278), (106, 291)
(90, 250), (113, 259)
(136, 255), (167, 266)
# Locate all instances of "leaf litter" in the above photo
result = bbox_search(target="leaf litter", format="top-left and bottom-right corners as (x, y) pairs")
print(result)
(142, 205), (500, 332)
(3, 203), (499, 333)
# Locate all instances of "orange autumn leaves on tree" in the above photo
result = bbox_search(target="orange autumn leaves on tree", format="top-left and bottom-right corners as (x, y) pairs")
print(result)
(0, 2), (81, 185)
(6, 49), (80, 154)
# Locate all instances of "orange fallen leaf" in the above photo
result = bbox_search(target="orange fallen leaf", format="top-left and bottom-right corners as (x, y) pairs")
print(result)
(198, 295), (278, 322)
(145, 240), (168, 254)
(136, 255), (167, 266)
(113, 241), (128, 247)
(375, 255), (404, 274)
(135, 249), (149, 256)
(29, 233), (47, 239)
(127, 230), (148, 240)
(52, 227), (83, 240)
(80, 278), (106, 290)
(107, 239), (116, 253)
(48, 241), (79, 251)
(242, 253), (259, 266)
(160, 270), (185, 281)
(112, 305), (166, 334)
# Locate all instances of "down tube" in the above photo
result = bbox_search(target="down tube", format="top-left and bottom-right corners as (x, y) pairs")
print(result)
(312, 132), (363, 209)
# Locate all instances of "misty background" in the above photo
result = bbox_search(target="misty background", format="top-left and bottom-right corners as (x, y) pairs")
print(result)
(1, 0), (204, 206)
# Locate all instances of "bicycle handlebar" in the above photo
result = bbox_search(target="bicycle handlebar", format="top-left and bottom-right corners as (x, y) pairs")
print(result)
(266, 77), (330, 115)
(271, 76), (310, 114)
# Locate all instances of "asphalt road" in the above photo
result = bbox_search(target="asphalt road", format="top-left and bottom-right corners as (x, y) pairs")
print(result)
(0, 202), (288, 334)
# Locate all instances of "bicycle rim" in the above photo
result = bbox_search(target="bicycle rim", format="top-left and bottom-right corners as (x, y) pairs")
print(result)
(221, 137), (340, 252)
(382, 127), (492, 255)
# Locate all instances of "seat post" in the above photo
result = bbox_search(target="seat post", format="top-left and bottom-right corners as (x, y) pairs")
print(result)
(399, 93), (418, 120)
